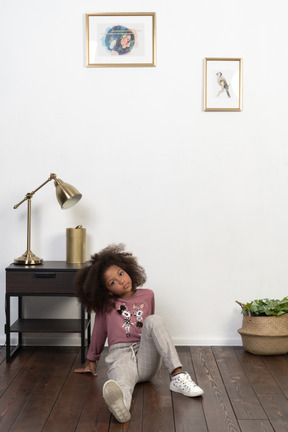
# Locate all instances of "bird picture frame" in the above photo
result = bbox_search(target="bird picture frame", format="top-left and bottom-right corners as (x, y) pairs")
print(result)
(204, 58), (242, 111)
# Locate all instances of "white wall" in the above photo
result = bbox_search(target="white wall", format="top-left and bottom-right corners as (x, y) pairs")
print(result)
(1, 0), (288, 347)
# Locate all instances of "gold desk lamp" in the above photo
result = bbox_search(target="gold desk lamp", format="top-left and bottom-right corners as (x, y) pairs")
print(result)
(13, 173), (82, 265)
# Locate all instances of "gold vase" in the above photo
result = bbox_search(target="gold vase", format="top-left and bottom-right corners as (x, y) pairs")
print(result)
(66, 226), (86, 263)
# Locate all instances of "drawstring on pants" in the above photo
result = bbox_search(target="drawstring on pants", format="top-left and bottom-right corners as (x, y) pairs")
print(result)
(130, 343), (137, 361)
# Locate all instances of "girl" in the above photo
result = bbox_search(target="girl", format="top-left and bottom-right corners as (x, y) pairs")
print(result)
(74, 244), (203, 424)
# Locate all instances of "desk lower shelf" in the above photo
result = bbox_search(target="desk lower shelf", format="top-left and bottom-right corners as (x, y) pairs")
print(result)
(10, 319), (90, 333)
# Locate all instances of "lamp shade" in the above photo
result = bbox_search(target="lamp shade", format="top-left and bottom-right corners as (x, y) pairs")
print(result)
(54, 178), (82, 210)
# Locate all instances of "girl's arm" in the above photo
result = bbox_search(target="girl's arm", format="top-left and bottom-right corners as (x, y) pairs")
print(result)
(87, 310), (107, 361)
(151, 291), (155, 314)
(74, 310), (107, 376)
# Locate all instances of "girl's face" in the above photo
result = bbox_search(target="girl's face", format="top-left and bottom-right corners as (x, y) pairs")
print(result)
(103, 265), (134, 299)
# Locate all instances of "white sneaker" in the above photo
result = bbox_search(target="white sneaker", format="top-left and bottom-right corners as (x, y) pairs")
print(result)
(170, 372), (204, 397)
(103, 380), (131, 423)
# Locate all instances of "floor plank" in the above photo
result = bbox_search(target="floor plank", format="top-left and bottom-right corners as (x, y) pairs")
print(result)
(258, 393), (288, 432)
(172, 346), (207, 432)
(42, 350), (92, 432)
(0, 347), (35, 398)
(263, 356), (288, 398)
(0, 348), (66, 432)
(191, 346), (241, 432)
(235, 347), (281, 395)
(8, 348), (79, 432)
(213, 346), (267, 420)
(142, 364), (175, 432)
(238, 419), (274, 432)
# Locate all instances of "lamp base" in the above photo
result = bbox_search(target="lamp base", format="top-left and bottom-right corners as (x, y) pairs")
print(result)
(14, 250), (43, 265)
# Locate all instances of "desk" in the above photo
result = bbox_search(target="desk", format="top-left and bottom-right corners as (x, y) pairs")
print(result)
(5, 261), (91, 363)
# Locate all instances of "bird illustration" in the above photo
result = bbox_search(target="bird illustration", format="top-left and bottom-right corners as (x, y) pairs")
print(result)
(216, 72), (230, 98)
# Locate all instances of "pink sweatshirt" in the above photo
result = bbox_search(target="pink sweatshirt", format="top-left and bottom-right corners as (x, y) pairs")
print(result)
(87, 289), (155, 361)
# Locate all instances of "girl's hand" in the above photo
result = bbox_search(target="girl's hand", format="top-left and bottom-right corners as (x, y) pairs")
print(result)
(74, 361), (97, 376)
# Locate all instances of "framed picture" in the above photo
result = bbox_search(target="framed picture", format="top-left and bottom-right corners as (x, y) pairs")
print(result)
(204, 58), (242, 111)
(86, 13), (156, 67)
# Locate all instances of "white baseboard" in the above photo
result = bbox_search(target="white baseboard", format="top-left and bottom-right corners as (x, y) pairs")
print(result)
(173, 337), (242, 346)
(0, 335), (242, 347)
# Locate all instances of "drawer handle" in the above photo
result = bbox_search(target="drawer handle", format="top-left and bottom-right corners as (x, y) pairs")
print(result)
(34, 272), (56, 278)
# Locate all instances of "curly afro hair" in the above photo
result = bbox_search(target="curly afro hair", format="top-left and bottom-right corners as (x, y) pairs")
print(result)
(74, 244), (147, 313)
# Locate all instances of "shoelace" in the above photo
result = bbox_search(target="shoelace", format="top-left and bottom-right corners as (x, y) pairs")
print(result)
(175, 373), (198, 387)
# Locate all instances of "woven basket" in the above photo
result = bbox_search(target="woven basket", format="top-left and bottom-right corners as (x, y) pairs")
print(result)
(238, 314), (288, 355)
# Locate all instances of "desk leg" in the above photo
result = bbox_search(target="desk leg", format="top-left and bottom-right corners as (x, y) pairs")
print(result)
(80, 309), (91, 363)
(5, 294), (11, 362)
(88, 313), (91, 346)
(81, 306), (85, 363)
(5, 296), (23, 362)
(18, 297), (23, 347)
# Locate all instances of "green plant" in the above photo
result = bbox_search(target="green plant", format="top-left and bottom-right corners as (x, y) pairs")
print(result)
(236, 297), (288, 317)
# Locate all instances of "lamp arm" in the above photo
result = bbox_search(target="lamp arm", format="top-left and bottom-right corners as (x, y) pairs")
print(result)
(13, 173), (57, 209)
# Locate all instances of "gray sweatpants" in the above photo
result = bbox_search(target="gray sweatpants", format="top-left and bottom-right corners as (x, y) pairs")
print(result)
(105, 314), (182, 410)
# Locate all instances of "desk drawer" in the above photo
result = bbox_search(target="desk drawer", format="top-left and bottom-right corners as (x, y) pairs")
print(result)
(6, 271), (77, 294)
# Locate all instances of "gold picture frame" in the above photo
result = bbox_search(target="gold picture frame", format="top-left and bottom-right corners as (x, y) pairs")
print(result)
(204, 58), (242, 111)
(85, 12), (156, 67)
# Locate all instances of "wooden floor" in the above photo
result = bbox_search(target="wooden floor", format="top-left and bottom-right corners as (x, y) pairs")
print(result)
(1, 345), (288, 432)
